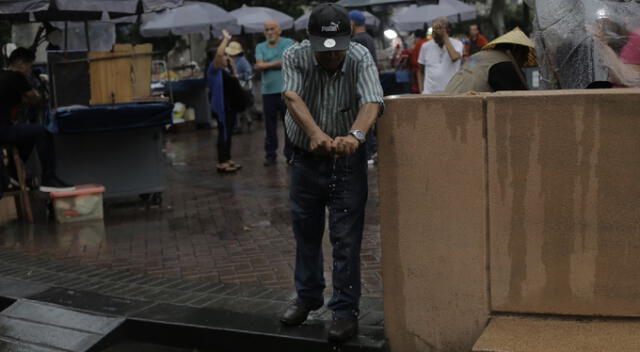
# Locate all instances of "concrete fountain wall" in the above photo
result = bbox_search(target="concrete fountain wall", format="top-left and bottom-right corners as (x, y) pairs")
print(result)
(378, 89), (640, 351)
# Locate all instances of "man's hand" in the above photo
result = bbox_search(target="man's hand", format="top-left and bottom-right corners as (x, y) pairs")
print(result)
(332, 135), (360, 157)
(309, 131), (334, 155)
(222, 29), (232, 41)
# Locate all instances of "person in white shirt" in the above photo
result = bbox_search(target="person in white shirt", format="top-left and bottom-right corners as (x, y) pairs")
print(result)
(418, 17), (463, 94)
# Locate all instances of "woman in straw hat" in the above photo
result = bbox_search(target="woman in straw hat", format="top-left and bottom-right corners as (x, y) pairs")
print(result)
(445, 27), (537, 93)
(207, 30), (250, 173)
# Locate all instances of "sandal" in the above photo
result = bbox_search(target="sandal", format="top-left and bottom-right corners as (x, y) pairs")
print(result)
(227, 160), (243, 170)
(216, 162), (239, 173)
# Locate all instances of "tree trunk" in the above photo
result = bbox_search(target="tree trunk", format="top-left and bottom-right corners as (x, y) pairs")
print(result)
(489, 0), (506, 38)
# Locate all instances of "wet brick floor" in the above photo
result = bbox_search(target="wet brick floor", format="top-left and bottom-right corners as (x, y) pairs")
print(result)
(0, 121), (383, 298)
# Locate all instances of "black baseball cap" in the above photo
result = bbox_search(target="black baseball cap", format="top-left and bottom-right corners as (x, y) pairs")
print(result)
(307, 3), (351, 52)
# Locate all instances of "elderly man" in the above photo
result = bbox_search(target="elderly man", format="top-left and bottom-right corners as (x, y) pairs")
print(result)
(445, 27), (535, 93)
(255, 20), (295, 166)
(417, 17), (463, 94)
(278, 3), (384, 343)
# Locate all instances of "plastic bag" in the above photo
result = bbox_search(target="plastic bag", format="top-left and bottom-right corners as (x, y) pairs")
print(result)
(533, 0), (640, 89)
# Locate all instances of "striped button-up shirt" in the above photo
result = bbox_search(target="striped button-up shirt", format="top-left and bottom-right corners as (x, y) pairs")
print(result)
(282, 40), (384, 150)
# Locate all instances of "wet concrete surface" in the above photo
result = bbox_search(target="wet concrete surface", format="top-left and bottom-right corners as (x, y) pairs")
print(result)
(0, 122), (382, 297)
(0, 300), (123, 351)
(0, 123), (386, 351)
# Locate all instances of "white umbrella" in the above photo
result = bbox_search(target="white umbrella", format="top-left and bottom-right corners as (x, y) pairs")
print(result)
(392, 2), (461, 31)
(139, 1), (236, 37)
(294, 10), (380, 31)
(229, 5), (294, 34)
(442, 0), (477, 22)
(0, 0), (183, 21)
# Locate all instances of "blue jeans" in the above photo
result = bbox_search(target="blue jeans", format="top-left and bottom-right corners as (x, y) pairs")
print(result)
(289, 146), (368, 319)
(263, 93), (292, 161)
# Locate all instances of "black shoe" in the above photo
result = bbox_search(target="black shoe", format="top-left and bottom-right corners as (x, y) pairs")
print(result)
(263, 158), (277, 167)
(328, 318), (358, 343)
(280, 301), (323, 326)
(40, 176), (75, 193)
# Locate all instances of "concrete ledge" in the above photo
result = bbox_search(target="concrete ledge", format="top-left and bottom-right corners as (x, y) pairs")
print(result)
(473, 315), (640, 352)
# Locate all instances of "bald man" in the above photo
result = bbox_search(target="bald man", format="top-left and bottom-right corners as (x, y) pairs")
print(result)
(255, 20), (295, 166)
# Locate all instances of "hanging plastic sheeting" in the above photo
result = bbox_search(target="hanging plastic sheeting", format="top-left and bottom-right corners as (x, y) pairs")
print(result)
(0, 0), (183, 21)
(533, 0), (640, 89)
(52, 22), (116, 51)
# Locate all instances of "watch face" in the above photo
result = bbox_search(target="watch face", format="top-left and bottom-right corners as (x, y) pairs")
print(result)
(352, 130), (365, 141)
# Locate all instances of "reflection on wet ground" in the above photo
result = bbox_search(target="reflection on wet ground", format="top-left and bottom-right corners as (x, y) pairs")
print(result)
(0, 124), (382, 297)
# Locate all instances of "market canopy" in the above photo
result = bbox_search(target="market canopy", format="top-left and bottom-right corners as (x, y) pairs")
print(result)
(336, 0), (439, 7)
(443, 0), (477, 22)
(140, 1), (236, 37)
(228, 5), (294, 34)
(0, 0), (183, 21)
(294, 10), (380, 31)
(391, 0), (476, 31)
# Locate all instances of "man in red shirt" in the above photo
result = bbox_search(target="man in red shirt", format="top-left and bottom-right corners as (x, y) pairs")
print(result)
(464, 24), (489, 61)
(410, 29), (428, 93)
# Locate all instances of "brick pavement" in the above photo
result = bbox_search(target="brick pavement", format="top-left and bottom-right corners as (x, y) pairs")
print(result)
(0, 122), (383, 298)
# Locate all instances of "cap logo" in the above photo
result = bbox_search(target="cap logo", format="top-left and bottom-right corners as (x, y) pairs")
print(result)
(324, 38), (336, 48)
(321, 21), (340, 32)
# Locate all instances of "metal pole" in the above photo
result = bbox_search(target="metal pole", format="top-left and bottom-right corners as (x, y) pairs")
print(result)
(64, 22), (68, 51)
(84, 21), (91, 51)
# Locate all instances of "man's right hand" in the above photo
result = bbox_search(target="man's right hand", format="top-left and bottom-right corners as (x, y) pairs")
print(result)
(309, 131), (334, 155)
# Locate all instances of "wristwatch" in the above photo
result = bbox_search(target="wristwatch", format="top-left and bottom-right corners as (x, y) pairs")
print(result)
(349, 130), (366, 144)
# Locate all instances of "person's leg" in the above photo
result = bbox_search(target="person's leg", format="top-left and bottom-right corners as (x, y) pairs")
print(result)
(263, 94), (279, 162)
(0, 123), (54, 178)
(366, 126), (378, 162)
(290, 154), (329, 307)
(327, 146), (368, 320)
(215, 113), (229, 164)
(277, 97), (293, 162)
(224, 111), (236, 163)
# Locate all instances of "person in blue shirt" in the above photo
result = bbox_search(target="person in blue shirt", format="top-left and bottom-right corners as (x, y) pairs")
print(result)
(254, 20), (294, 166)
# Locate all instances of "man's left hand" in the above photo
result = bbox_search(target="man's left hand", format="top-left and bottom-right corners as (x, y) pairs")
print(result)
(332, 135), (360, 157)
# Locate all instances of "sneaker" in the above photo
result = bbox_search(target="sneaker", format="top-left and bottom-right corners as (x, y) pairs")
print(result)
(40, 176), (75, 193)
(263, 158), (277, 167)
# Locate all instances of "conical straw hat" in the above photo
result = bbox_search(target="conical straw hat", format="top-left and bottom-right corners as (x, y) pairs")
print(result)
(484, 27), (537, 67)
(483, 27), (535, 50)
